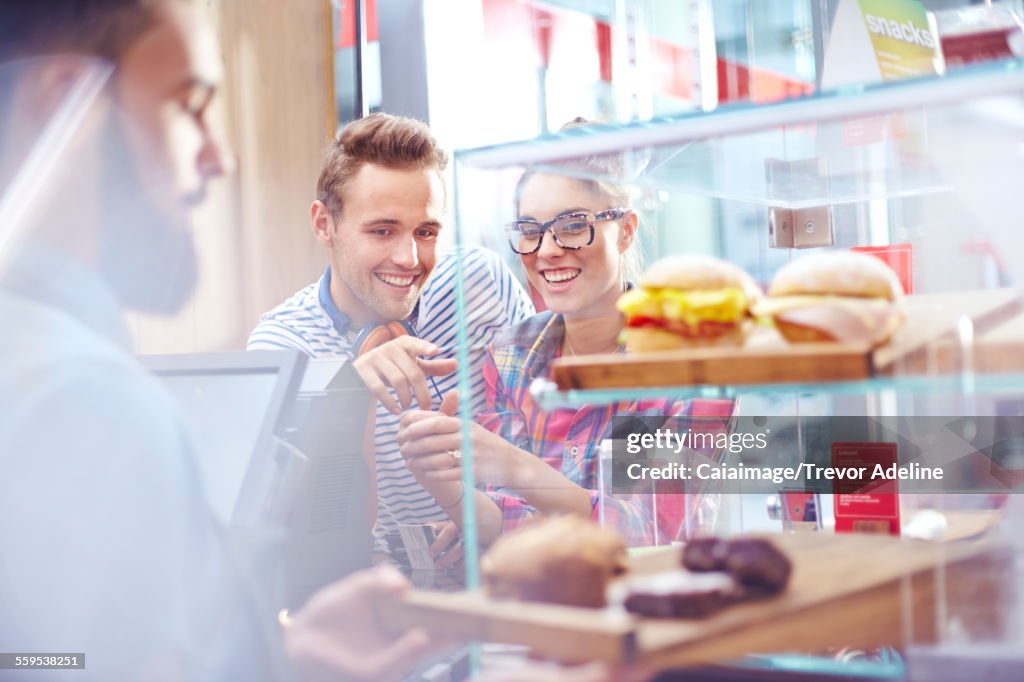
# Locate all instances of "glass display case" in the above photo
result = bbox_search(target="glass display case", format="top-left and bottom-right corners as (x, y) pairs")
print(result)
(439, 19), (1024, 680)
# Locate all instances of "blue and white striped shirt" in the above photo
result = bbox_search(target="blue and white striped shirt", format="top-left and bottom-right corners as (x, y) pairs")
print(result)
(247, 246), (533, 552)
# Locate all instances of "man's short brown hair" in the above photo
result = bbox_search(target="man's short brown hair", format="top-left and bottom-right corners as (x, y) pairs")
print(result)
(316, 113), (448, 218)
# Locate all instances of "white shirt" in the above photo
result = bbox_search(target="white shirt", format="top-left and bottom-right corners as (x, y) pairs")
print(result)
(0, 244), (290, 680)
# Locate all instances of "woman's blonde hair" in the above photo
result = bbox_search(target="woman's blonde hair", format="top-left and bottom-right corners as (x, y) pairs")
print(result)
(513, 117), (644, 283)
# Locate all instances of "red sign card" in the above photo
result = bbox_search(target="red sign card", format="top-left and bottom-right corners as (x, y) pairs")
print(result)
(832, 442), (901, 536)
(851, 243), (913, 294)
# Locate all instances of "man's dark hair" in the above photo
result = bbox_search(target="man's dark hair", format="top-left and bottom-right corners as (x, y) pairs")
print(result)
(0, 0), (159, 64)
(0, 1), (165, 168)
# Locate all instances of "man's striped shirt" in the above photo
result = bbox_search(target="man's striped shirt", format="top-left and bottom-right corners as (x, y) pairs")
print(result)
(247, 246), (533, 552)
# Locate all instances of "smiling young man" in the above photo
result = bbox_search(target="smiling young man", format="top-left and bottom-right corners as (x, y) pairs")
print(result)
(248, 114), (533, 560)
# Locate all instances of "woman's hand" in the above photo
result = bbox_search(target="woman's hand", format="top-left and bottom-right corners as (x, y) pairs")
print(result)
(428, 521), (464, 570)
(397, 411), (465, 483)
(397, 392), (465, 485)
(397, 391), (521, 488)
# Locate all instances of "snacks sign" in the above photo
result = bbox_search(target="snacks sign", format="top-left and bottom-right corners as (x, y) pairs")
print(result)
(857, 0), (941, 80)
(821, 0), (941, 89)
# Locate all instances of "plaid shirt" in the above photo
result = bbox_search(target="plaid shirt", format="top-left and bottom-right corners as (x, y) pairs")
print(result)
(478, 312), (733, 545)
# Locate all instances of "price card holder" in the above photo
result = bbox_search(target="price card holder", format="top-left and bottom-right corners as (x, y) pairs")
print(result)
(779, 489), (822, 532)
(832, 442), (901, 536)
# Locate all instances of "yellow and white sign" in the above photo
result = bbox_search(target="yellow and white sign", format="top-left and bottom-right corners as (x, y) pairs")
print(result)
(822, 0), (943, 88)
(858, 0), (941, 80)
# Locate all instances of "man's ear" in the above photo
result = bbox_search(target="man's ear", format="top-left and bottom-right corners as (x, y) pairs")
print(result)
(310, 200), (335, 248)
(24, 57), (105, 117)
(4, 57), (110, 167)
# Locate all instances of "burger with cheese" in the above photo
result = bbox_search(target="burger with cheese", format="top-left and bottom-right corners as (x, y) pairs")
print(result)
(617, 255), (761, 351)
(756, 252), (904, 346)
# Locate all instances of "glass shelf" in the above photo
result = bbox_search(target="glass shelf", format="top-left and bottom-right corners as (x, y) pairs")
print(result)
(737, 653), (905, 679)
(444, 5), (1024, 676)
(454, 58), (1024, 208)
(531, 371), (1024, 410)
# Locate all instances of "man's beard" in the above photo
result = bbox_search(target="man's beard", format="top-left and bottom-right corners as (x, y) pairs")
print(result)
(95, 110), (198, 315)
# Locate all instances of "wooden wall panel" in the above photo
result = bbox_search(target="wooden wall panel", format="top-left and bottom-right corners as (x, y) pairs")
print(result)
(128, 0), (336, 354)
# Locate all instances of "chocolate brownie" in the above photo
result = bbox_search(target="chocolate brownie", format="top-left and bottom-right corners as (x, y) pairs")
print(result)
(620, 571), (737, 618)
(681, 537), (729, 572)
(683, 537), (792, 595)
(723, 538), (792, 594)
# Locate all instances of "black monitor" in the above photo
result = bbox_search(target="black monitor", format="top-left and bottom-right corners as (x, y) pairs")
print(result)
(140, 351), (373, 608)
(280, 358), (373, 607)
(141, 350), (307, 526)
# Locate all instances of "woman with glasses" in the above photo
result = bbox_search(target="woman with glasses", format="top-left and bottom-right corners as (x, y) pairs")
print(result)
(397, 123), (731, 547)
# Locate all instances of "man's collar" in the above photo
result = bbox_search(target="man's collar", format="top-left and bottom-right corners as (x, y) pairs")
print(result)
(318, 265), (355, 334)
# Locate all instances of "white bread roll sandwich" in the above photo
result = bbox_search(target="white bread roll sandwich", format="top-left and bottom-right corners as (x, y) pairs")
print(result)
(757, 251), (905, 346)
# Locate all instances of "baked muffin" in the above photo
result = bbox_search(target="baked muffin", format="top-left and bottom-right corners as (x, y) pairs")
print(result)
(481, 516), (627, 608)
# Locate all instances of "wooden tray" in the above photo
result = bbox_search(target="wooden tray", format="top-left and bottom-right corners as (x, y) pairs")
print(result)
(377, 515), (1010, 669)
(958, 310), (1024, 374)
(551, 289), (1022, 390)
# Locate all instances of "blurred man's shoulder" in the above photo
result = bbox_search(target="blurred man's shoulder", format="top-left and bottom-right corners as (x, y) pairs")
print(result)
(0, 290), (131, 372)
(0, 290), (175, 426)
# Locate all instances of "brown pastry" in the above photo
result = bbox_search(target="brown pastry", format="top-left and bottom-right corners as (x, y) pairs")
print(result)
(681, 536), (729, 572)
(620, 571), (737, 619)
(723, 539), (792, 594)
(481, 516), (627, 608)
(683, 537), (792, 596)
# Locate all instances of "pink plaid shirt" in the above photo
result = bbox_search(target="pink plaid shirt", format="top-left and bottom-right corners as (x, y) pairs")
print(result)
(477, 312), (733, 545)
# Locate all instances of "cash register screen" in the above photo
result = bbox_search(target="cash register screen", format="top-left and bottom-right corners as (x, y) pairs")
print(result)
(162, 370), (279, 522)
(141, 351), (306, 525)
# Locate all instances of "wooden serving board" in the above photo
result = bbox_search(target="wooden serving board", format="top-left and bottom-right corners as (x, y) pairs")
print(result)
(377, 516), (1010, 669)
(965, 310), (1024, 373)
(551, 289), (1022, 390)
(873, 289), (1023, 374)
